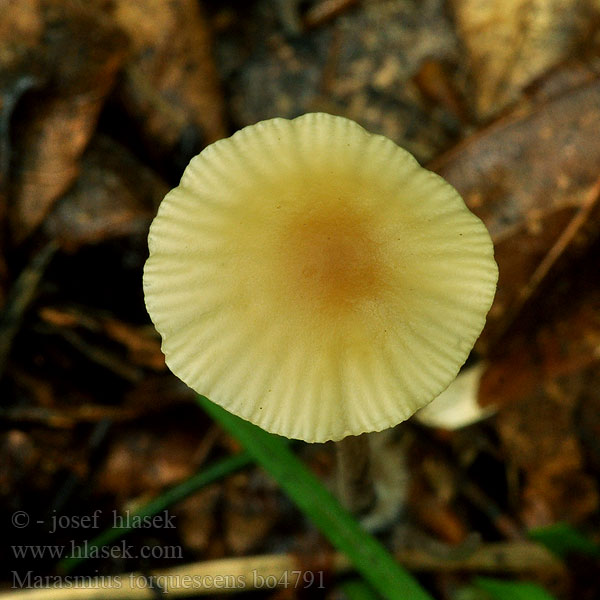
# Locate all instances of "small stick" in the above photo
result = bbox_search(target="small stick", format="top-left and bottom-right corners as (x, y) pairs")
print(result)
(0, 241), (58, 380)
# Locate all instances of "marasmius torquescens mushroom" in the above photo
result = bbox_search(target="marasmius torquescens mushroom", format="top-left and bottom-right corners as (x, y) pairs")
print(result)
(144, 113), (497, 514)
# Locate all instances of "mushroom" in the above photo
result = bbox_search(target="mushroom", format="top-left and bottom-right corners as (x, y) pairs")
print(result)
(144, 113), (497, 512)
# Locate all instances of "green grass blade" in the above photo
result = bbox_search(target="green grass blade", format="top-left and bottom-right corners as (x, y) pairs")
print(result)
(58, 451), (251, 574)
(529, 522), (600, 559)
(197, 395), (434, 600)
(341, 578), (382, 600)
(475, 577), (557, 600)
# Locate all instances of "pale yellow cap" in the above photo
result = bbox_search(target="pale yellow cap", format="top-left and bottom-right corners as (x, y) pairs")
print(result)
(143, 113), (498, 442)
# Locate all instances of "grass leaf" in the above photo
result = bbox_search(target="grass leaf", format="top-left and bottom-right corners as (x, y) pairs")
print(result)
(341, 578), (382, 599)
(197, 395), (433, 600)
(529, 522), (600, 559)
(475, 577), (557, 600)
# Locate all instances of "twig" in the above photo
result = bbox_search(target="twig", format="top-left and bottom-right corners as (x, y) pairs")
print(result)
(491, 176), (600, 348)
(0, 405), (143, 427)
(0, 241), (58, 379)
(34, 322), (142, 382)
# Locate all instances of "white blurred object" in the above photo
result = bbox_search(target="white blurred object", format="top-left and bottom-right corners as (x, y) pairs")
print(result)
(415, 363), (496, 429)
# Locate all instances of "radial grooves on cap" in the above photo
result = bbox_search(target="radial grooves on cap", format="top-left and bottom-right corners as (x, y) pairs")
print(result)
(144, 112), (498, 442)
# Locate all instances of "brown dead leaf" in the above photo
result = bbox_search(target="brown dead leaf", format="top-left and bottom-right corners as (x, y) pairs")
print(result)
(525, 461), (599, 527)
(44, 136), (166, 250)
(524, 59), (599, 106)
(495, 385), (599, 527)
(451, 0), (600, 119)
(496, 386), (583, 477)
(479, 247), (600, 526)
(8, 0), (128, 242)
(479, 264), (600, 410)
(0, 0), (46, 303)
(432, 79), (600, 349)
(101, 0), (226, 166)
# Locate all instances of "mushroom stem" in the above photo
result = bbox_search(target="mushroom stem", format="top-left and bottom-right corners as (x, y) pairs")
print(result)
(335, 433), (376, 515)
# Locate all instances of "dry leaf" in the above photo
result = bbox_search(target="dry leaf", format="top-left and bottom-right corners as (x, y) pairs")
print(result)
(8, 0), (128, 242)
(0, 0), (46, 303)
(479, 260), (600, 411)
(433, 79), (600, 348)
(479, 248), (600, 526)
(496, 385), (599, 527)
(44, 136), (166, 250)
(101, 0), (226, 167)
(451, 0), (599, 119)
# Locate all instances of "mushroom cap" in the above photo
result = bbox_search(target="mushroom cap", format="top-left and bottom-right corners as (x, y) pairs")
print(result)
(144, 113), (498, 443)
